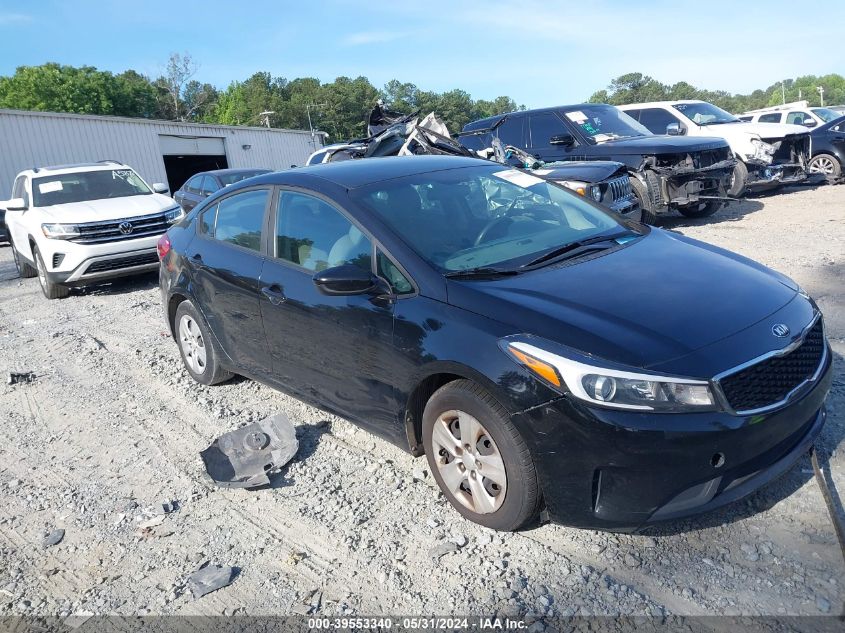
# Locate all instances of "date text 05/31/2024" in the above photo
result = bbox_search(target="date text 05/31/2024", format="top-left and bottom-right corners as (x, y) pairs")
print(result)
(308, 617), (529, 630)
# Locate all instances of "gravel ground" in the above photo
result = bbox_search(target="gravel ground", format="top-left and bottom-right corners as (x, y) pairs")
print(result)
(0, 184), (843, 619)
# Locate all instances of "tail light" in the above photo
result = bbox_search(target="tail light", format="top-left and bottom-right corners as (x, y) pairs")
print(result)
(157, 234), (171, 260)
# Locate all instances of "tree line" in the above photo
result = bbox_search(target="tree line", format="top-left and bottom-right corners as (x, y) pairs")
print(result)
(1, 56), (843, 143)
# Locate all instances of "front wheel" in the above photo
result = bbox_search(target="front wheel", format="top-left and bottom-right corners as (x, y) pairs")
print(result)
(34, 247), (70, 299)
(422, 380), (541, 531)
(728, 160), (749, 197)
(10, 239), (37, 278)
(628, 174), (660, 224)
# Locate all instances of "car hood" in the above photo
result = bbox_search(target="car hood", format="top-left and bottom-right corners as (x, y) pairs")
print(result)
(534, 161), (625, 183)
(447, 229), (798, 370)
(593, 135), (729, 154)
(38, 194), (176, 223)
(702, 121), (809, 139)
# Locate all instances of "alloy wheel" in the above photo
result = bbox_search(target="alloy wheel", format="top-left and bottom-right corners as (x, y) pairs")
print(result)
(178, 314), (207, 375)
(809, 156), (837, 175)
(431, 409), (507, 514)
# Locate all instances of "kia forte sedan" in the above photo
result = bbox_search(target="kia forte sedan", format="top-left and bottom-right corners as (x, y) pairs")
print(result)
(157, 156), (831, 532)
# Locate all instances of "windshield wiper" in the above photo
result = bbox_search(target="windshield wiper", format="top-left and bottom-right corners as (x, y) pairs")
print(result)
(521, 232), (636, 268)
(444, 266), (521, 279)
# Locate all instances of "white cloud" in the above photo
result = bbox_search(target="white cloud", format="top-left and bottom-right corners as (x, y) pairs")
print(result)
(0, 13), (31, 26)
(341, 30), (409, 46)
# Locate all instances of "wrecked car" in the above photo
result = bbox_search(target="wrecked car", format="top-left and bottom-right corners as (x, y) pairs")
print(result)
(620, 100), (812, 196)
(158, 156), (831, 532)
(460, 104), (735, 223)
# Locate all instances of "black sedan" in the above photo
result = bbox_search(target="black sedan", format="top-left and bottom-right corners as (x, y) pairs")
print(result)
(173, 168), (271, 212)
(157, 156), (831, 531)
(809, 116), (845, 178)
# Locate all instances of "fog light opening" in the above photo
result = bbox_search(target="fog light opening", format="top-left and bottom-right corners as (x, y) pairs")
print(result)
(711, 452), (725, 469)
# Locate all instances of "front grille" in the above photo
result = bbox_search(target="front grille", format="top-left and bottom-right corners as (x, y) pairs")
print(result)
(693, 147), (731, 169)
(606, 175), (632, 202)
(70, 211), (170, 244)
(719, 320), (825, 412)
(84, 251), (159, 275)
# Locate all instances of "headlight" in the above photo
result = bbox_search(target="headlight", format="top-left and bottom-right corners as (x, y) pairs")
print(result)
(41, 223), (80, 239)
(502, 338), (716, 412)
(558, 180), (589, 196)
(589, 185), (602, 202)
(749, 138), (776, 162)
(164, 206), (185, 223)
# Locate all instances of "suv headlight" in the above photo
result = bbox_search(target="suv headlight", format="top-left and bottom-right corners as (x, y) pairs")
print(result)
(41, 223), (80, 239)
(502, 338), (716, 412)
(164, 206), (185, 223)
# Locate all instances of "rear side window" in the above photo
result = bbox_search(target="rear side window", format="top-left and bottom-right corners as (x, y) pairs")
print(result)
(204, 188), (269, 252)
(274, 191), (372, 272)
(759, 113), (781, 123)
(637, 108), (680, 134)
(377, 250), (413, 295)
(528, 113), (568, 147)
(786, 111), (811, 125)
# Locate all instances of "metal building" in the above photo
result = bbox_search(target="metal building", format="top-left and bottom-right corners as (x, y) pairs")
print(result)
(0, 109), (324, 199)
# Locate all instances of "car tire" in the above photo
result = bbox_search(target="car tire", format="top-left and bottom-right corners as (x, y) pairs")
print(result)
(677, 201), (721, 219)
(629, 173), (660, 224)
(173, 300), (233, 386)
(33, 247), (70, 299)
(728, 160), (748, 197)
(422, 379), (542, 531)
(10, 238), (37, 278)
(808, 153), (842, 178)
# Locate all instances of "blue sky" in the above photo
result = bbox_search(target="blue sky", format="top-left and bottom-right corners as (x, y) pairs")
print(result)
(1, 0), (842, 108)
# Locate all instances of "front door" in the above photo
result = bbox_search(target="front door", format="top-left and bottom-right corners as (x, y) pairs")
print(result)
(258, 189), (400, 438)
(186, 187), (272, 377)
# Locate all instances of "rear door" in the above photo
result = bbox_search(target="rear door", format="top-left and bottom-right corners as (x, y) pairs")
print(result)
(258, 189), (401, 436)
(186, 187), (273, 377)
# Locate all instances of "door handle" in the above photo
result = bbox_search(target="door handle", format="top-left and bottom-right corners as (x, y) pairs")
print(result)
(261, 285), (287, 306)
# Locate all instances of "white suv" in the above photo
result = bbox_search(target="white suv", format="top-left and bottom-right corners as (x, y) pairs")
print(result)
(620, 100), (811, 196)
(3, 161), (182, 299)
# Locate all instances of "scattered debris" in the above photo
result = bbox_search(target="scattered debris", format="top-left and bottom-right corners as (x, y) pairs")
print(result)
(200, 413), (299, 489)
(187, 563), (236, 599)
(138, 515), (165, 530)
(156, 500), (177, 515)
(429, 542), (460, 562)
(287, 551), (306, 565)
(42, 528), (65, 548)
(7, 371), (36, 385)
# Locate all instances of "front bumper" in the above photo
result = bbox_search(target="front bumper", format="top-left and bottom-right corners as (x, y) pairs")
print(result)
(513, 348), (832, 531)
(45, 246), (160, 286)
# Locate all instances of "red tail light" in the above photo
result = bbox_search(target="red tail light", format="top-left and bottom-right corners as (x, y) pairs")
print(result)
(157, 234), (171, 260)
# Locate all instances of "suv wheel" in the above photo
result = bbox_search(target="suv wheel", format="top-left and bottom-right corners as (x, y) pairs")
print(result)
(629, 173), (661, 224)
(174, 300), (233, 385)
(422, 380), (542, 531)
(728, 161), (748, 197)
(33, 247), (70, 299)
(11, 239), (37, 278)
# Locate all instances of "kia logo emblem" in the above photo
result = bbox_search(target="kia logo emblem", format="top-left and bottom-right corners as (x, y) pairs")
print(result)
(119, 221), (134, 235)
(771, 323), (790, 338)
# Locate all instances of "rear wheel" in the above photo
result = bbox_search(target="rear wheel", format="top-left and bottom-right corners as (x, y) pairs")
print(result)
(34, 247), (70, 299)
(422, 380), (541, 531)
(629, 173), (660, 224)
(808, 153), (841, 178)
(174, 300), (233, 385)
(678, 201), (721, 219)
(10, 239), (37, 278)
(728, 160), (748, 197)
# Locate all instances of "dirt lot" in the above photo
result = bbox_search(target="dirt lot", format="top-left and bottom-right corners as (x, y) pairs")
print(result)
(0, 184), (843, 619)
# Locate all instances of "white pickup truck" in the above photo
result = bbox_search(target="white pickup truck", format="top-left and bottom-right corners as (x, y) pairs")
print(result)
(2, 161), (182, 299)
(620, 100), (812, 196)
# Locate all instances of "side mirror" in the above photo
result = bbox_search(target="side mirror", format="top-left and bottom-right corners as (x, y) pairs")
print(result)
(5, 197), (27, 211)
(313, 264), (390, 296)
(666, 122), (684, 136)
(802, 119), (816, 127)
(549, 133), (575, 146)
(152, 183), (169, 194)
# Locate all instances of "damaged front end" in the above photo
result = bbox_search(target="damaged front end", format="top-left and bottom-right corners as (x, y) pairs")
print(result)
(644, 146), (735, 210)
(745, 133), (812, 189)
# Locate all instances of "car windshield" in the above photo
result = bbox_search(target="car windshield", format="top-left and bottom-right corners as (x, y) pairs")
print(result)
(32, 169), (151, 206)
(672, 102), (739, 125)
(350, 164), (626, 273)
(560, 105), (651, 143)
(217, 170), (269, 186)
(812, 108), (841, 123)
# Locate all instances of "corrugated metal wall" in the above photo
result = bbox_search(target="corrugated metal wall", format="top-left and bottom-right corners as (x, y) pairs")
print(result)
(0, 109), (322, 199)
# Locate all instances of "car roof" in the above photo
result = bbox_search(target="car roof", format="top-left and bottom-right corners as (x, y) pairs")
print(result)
(619, 100), (708, 109)
(203, 168), (272, 176)
(250, 155), (491, 189)
(462, 103), (600, 131)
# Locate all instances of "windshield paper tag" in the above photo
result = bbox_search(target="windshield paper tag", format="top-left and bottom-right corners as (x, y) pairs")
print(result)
(38, 181), (63, 194)
(492, 170), (545, 188)
(565, 111), (588, 123)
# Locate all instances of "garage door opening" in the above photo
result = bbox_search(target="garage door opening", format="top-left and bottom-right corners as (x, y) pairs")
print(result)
(162, 154), (229, 193)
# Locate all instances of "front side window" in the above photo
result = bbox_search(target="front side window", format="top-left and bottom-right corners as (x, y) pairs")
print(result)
(759, 113), (782, 123)
(528, 113), (568, 147)
(637, 108), (682, 134)
(559, 105), (650, 143)
(11, 175), (26, 202)
(672, 102), (738, 126)
(786, 111), (814, 126)
(200, 176), (218, 195)
(32, 169), (151, 207)
(351, 164), (624, 273)
(377, 250), (413, 294)
(208, 189), (268, 251)
(275, 191), (372, 272)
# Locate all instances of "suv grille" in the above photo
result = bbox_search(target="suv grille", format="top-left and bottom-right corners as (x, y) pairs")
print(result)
(607, 176), (632, 202)
(71, 211), (170, 244)
(719, 320), (825, 412)
(84, 252), (159, 275)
